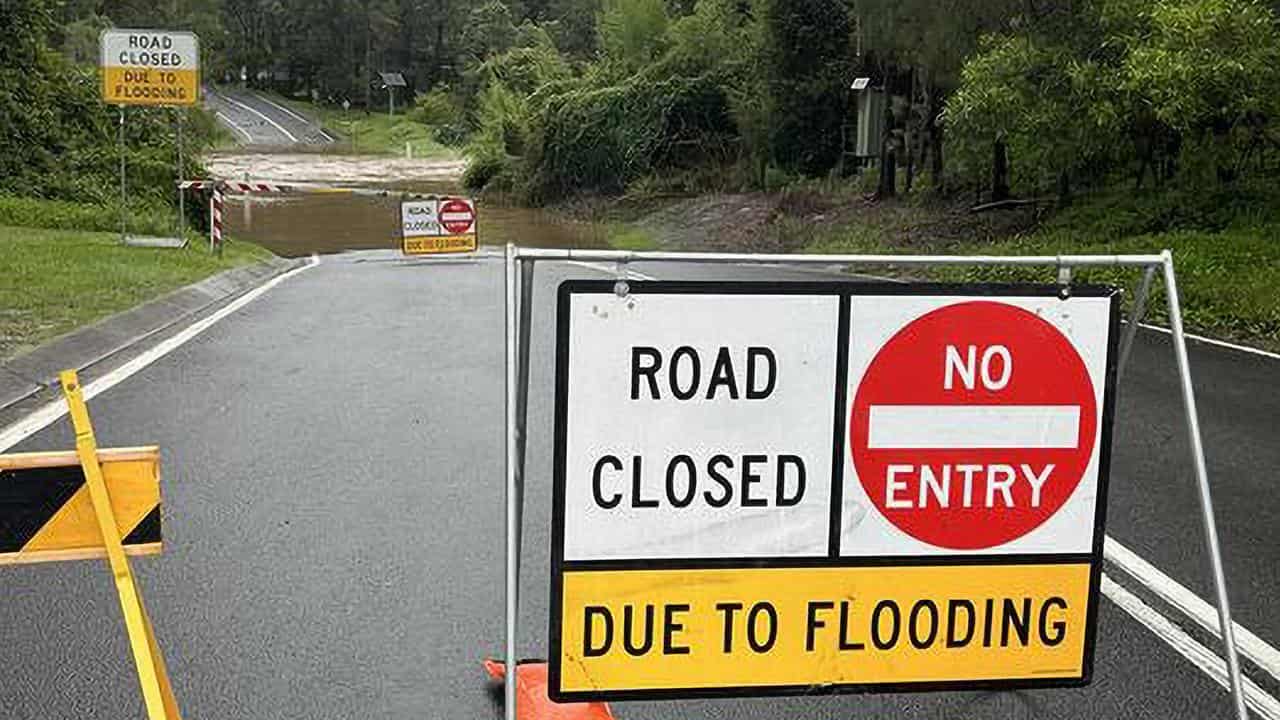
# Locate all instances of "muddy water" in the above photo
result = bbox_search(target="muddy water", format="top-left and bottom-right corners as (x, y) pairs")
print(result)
(212, 153), (606, 257)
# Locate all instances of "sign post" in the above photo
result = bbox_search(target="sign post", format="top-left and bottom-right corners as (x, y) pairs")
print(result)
(400, 196), (478, 255)
(499, 248), (1249, 720)
(99, 29), (200, 246)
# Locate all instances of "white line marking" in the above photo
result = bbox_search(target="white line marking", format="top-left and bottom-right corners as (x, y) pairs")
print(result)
(251, 91), (308, 123)
(251, 93), (336, 142)
(868, 404), (1081, 449)
(1137, 322), (1280, 360)
(1107, 537), (1280, 682)
(565, 260), (657, 281)
(215, 112), (254, 143)
(0, 256), (319, 453)
(567, 257), (1280, 695)
(218, 93), (299, 143)
(1103, 574), (1280, 719)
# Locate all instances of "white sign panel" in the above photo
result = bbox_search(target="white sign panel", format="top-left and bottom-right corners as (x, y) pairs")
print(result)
(839, 294), (1114, 557)
(561, 290), (840, 560)
(401, 199), (441, 237)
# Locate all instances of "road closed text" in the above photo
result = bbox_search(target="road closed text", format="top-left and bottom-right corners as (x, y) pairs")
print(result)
(556, 563), (1092, 695)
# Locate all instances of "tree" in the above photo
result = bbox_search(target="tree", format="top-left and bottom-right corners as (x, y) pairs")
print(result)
(597, 0), (670, 72)
(1123, 0), (1280, 183)
(762, 0), (852, 176)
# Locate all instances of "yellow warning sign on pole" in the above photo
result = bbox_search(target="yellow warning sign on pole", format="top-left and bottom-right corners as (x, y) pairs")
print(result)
(100, 30), (199, 107)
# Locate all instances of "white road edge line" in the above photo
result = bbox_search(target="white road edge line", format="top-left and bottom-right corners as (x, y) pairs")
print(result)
(215, 111), (254, 143)
(251, 92), (336, 143)
(1107, 537), (1280, 681)
(219, 93), (299, 143)
(251, 91), (308, 123)
(1103, 574), (1280, 719)
(1137, 322), (1280, 360)
(565, 260), (658, 281)
(0, 255), (320, 453)
(566, 258), (1280, 690)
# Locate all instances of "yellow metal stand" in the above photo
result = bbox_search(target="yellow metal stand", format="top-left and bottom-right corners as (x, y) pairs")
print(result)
(60, 370), (182, 720)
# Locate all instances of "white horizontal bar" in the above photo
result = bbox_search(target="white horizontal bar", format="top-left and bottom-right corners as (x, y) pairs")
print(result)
(512, 246), (1166, 267)
(868, 405), (1081, 449)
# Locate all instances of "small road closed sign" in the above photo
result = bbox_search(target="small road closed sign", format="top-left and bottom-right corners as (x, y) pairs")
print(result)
(100, 29), (199, 106)
(401, 196), (477, 255)
(549, 281), (1119, 701)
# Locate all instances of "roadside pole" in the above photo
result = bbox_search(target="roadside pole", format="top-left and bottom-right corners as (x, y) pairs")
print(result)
(118, 107), (127, 243)
(175, 109), (185, 243)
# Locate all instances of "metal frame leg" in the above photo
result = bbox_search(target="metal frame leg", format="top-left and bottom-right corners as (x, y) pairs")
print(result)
(1162, 250), (1248, 720)
(515, 258), (535, 571)
(1116, 265), (1157, 381)
(504, 244), (520, 720)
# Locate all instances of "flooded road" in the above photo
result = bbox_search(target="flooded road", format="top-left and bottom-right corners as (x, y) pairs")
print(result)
(209, 152), (606, 256)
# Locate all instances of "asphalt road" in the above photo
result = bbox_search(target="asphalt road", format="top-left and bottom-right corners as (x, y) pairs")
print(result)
(206, 87), (334, 147)
(1, 250), (1277, 719)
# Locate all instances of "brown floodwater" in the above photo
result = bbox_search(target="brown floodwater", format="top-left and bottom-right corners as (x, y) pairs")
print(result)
(222, 191), (608, 257)
(211, 153), (607, 257)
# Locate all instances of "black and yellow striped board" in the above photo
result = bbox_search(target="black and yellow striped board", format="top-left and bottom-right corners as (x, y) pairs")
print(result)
(0, 446), (161, 565)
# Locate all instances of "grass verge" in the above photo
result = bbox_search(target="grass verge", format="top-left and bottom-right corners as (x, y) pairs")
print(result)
(276, 96), (457, 159)
(1, 207), (273, 360)
(807, 223), (1280, 352)
(606, 224), (661, 251)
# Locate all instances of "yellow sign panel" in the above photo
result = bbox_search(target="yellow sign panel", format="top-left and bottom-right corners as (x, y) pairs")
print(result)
(0, 447), (162, 565)
(554, 563), (1093, 699)
(100, 30), (200, 107)
(404, 234), (478, 255)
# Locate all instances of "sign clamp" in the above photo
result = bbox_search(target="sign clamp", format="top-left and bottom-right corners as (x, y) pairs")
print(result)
(500, 248), (1249, 720)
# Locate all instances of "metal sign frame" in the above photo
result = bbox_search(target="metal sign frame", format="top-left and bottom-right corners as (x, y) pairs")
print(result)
(500, 247), (1248, 720)
(545, 279), (1121, 701)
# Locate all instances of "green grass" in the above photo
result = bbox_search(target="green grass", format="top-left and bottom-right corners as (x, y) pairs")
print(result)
(0, 206), (272, 359)
(606, 224), (661, 251)
(805, 217), (1280, 352)
(276, 95), (458, 159)
(0, 195), (180, 236)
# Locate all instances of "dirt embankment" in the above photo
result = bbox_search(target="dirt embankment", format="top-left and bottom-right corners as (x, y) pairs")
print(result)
(626, 190), (1044, 253)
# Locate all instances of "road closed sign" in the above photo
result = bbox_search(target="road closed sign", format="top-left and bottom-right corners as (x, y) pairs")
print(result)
(100, 29), (199, 106)
(401, 197), (477, 255)
(550, 281), (1119, 701)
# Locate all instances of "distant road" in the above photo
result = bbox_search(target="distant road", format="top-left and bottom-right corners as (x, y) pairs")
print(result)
(205, 86), (335, 147)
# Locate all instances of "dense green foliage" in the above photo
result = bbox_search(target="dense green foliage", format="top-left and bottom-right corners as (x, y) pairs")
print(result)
(945, 0), (1280, 200)
(1, 1), (217, 205)
(763, 0), (851, 176)
(31, 0), (1280, 207)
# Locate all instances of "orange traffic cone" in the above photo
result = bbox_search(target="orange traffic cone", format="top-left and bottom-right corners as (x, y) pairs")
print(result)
(483, 659), (616, 720)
